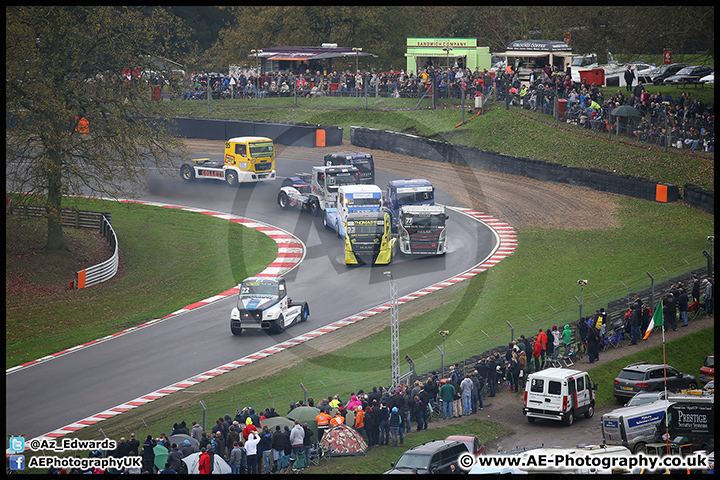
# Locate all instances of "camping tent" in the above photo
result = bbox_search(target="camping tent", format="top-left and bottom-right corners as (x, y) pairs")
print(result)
(320, 424), (368, 456)
(182, 452), (231, 474)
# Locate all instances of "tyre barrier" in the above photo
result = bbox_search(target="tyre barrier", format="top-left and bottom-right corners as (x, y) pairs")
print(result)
(349, 126), (705, 207)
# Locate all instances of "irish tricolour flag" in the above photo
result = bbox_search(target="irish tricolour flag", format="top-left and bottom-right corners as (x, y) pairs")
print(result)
(643, 300), (664, 340)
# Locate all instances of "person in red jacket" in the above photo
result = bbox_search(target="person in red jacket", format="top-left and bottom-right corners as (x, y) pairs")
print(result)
(199, 447), (211, 474)
(532, 335), (542, 372)
(537, 328), (548, 367)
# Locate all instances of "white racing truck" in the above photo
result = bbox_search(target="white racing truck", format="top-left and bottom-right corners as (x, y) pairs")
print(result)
(230, 276), (309, 335)
(277, 165), (362, 216)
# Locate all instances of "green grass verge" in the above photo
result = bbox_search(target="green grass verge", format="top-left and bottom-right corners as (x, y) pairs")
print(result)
(589, 326), (714, 409)
(5, 196), (278, 367)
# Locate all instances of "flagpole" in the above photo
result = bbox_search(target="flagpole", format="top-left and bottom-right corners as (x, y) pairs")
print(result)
(662, 319), (669, 454)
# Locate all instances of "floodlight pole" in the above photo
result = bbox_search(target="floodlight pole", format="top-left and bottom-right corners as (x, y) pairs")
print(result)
(385, 271), (400, 386)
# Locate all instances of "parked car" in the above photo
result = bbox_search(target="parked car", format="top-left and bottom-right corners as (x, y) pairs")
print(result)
(663, 65), (714, 85)
(632, 62), (656, 83)
(613, 362), (698, 403)
(699, 73), (714, 84)
(384, 440), (468, 474)
(699, 354), (714, 384)
(624, 390), (666, 407)
(445, 434), (486, 456)
(647, 63), (689, 85)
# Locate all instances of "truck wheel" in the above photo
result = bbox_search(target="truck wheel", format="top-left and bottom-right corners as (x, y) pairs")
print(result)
(309, 199), (320, 217)
(633, 442), (647, 454)
(322, 214), (331, 229)
(273, 315), (284, 334)
(687, 382), (698, 390)
(226, 171), (239, 187)
(230, 322), (242, 336)
(278, 191), (290, 210)
(300, 303), (309, 322)
(563, 410), (574, 426)
(336, 220), (341, 238)
(180, 164), (196, 182)
(584, 405), (594, 418)
(527, 416), (535, 424)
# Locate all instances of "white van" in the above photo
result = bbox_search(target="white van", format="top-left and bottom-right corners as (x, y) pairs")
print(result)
(515, 445), (632, 474)
(523, 368), (597, 425)
(601, 399), (670, 453)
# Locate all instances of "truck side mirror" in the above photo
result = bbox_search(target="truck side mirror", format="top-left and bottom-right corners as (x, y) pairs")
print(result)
(593, 382), (599, 390)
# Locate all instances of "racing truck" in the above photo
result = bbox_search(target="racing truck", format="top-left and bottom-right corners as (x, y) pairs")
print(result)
(343, 211), (397, 265)
(323, 151), (375, 184)
(323, 185), (383, 238)
(397, 204), (449, 255)
(180, 136), (276, 186)
(385, 179), (435, 231)
(230, 276), (309, 335)
(276, 165), (362, 216)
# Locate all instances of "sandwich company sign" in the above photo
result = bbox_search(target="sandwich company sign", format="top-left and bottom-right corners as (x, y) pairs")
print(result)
(408, 38), (477, 48)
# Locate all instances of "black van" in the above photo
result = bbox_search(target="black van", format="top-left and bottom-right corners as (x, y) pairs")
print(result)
(384, 440), (467, 474)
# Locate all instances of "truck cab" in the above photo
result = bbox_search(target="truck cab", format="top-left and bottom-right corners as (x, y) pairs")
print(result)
(324, 185), (383, 238)
(323, 151), (375, 184)
(180, 136), (276, 186)
(309, 165), (362, 216)
(343, 211), (396, 266)
(398, 204), (448, 255)
(386, 179), (435, 230)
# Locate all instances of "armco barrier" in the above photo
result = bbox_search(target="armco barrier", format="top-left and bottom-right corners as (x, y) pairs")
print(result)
(75, 215), (119, 289)
(683, 183), (714, 214)
(170, 117), (342, 147)
(351, 126), (683, 204)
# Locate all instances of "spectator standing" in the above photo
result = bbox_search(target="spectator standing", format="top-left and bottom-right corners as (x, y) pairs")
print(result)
(198, 447), (211, 475)
(141, 435), (156, 474)
(562, 324), (573, 356)
(258, 426), (272, 474)
(486, 356), (497, 397)
(551, 326), (561, 359)
(289, 420), (304, 458)
(229, 441), (246, 475)
(692, 274), (701, 303)
(353, 406), (366, 442)
(181, 439), (194, 458)
(315, 410), (331, 442)
(127, 433), (140, 458)
(439, 379), (455, 419)
(587, 323), (600, 363)
(271, 426), (285, 470)
(245, 431), (259, 475)
(677, 288), (689, 327)
(532, 336), (542, 372)
(388, 407), (402, 447)
(702, 278), (713, 315)
(663, 291), (677, 332)
(460, 374), (473, 416)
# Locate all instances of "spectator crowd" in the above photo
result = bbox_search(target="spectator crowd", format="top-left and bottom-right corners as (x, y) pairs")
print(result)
(179, 62), (713, 152)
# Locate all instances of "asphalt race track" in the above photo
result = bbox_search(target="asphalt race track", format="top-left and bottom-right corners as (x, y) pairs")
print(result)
(6, 147), (497, 441)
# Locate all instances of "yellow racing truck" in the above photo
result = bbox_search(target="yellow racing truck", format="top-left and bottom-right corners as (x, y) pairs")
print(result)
(180, 136), (276, 186)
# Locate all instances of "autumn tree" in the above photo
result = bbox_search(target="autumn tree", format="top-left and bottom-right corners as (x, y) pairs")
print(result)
(6, 6), (189, 250)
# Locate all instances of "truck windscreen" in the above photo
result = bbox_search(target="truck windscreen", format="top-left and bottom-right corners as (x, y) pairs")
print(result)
(240, 283), (278, 296)
(248, 142), (274, 158)
(403, 215), (445, 227)
(347, 198), (381, 206)
(397, 191), (433, 204)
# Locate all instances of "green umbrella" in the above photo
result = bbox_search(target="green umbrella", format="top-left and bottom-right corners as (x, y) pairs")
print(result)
(153, 444), (169, 471)
(260, 415), (295, 432)
(610, 104), (642, 118)
(287, 406), (321, 440)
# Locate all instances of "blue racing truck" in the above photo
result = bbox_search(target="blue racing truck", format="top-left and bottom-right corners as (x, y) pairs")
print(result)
(385, 179), (435, 230)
